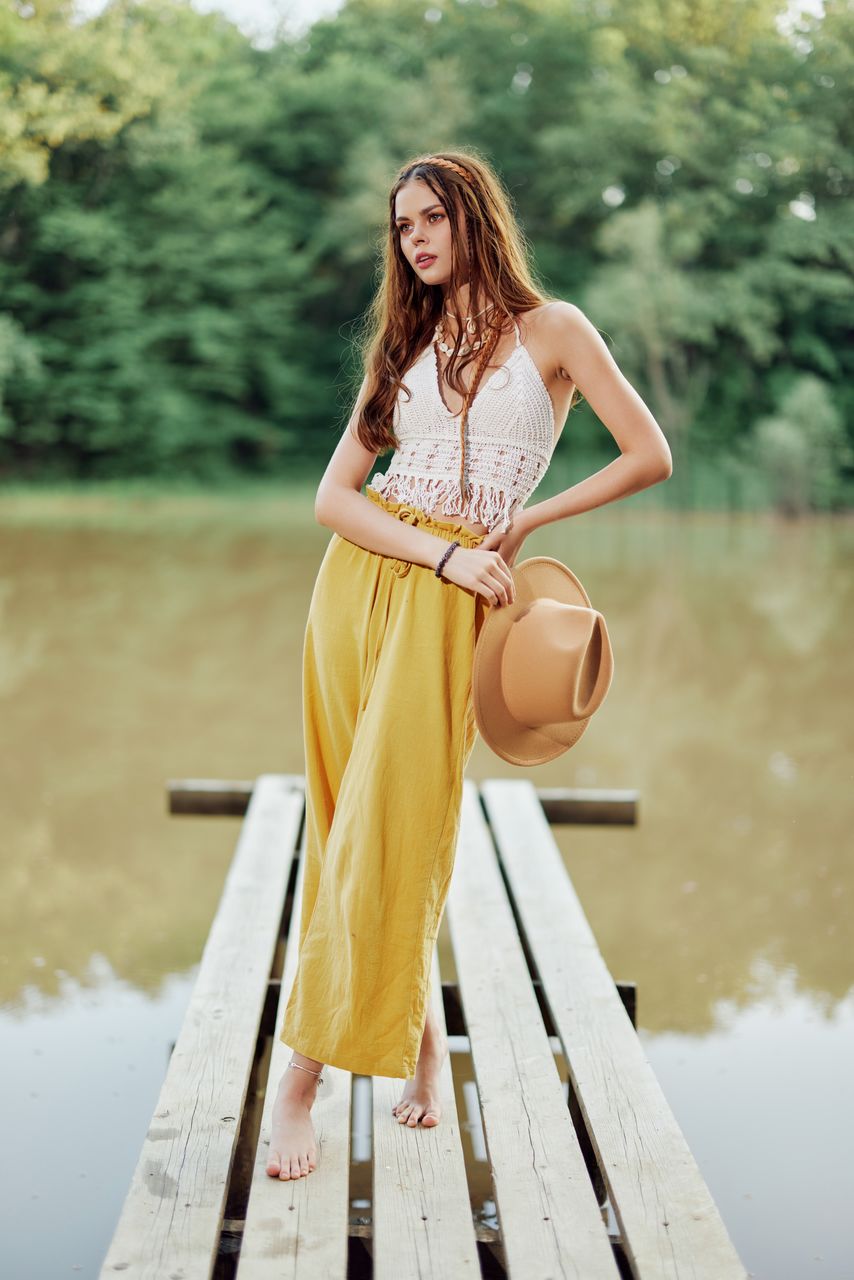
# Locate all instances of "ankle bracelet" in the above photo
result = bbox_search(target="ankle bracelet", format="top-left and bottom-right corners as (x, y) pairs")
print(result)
(289, 1060), (325, 1086)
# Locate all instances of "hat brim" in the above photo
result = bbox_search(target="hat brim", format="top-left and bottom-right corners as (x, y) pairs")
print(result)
(472, 556), (606, 767)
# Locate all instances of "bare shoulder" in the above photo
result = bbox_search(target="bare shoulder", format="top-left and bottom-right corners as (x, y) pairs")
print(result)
(524, 299), (598, 340)
(518, 299), (593, 384)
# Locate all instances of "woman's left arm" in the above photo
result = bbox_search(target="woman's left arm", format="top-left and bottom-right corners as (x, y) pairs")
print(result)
(481, 301), (673, 561)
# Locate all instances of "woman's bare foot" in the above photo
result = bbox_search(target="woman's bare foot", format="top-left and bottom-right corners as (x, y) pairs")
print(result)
(266, 1056), (324, 1179)
(391, 1005), (448, 1128)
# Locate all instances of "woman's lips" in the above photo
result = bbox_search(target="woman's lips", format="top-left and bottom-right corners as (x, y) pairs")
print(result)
(416, 254), (437, 268)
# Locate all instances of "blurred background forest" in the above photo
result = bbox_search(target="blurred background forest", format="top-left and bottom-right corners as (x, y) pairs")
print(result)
(0, 0), (851, 511)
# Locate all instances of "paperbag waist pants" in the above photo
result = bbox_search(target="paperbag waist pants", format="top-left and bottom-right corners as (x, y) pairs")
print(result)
(278, 485), (489, 1079)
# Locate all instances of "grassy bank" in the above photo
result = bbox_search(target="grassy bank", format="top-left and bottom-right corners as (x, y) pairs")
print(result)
(0, 445), (851, 528)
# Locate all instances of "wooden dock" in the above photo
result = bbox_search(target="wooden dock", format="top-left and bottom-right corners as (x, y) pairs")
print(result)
(98, 773), (749, 1279)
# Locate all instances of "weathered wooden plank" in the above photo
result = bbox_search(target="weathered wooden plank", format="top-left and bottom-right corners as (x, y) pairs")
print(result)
(99, 774), (303, 1280)
(447, 779), (621, 1280)
(167, 776), (303, 816)
(536, 787), (639, 826)
(166, 777), (636, 826)
(371, 945), (481, 1280)
(481, 778), (749, 1280)
(236, 799), (352, 1279)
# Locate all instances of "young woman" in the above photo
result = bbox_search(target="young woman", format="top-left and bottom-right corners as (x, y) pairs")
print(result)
(267, 150), (672, 1181)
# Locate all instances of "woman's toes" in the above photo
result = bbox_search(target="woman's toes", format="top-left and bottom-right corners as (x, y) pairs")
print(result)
(421, 1108), (440, 1127)
(267, 1150), (281, 1175)
(396, 1104), (413, 1124)
(298, 1153), (310, 1176)
(406, 1107), (423, 1126)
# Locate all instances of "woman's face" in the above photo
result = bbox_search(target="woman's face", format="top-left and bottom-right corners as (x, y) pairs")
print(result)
(394, 178), (458, 285)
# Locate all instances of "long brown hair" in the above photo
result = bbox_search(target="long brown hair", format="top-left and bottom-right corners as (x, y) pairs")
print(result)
(351, 148), (574, 456)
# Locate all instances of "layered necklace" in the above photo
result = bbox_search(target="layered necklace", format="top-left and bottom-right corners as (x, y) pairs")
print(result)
(432, 302), (495, 355)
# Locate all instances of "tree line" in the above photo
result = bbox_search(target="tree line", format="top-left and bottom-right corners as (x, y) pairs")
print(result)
(0, 0), (851, 510)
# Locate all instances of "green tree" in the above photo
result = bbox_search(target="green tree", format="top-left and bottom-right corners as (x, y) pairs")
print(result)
(0, 0), (850, 498)
(752, 373), (852, 514)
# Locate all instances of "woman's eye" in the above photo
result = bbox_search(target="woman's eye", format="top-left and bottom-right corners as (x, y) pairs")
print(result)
(397, 211), (443, 234)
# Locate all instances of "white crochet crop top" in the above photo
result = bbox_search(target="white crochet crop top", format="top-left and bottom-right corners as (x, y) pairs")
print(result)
(366, 317), (555, 533)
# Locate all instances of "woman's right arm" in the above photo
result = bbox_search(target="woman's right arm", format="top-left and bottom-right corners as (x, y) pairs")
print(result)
(313, 376), (514, 607)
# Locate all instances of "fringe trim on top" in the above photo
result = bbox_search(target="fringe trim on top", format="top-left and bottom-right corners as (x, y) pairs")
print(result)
(368, 471), (517, 534)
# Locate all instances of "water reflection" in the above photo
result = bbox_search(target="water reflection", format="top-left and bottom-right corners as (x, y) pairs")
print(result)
(1, 489), (852, 1279)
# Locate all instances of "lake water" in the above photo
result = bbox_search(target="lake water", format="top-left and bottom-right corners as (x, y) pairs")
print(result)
(1, 484), (852, 1279)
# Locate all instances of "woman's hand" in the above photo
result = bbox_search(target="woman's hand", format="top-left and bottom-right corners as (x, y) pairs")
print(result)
(440, 545), (515, 606)
(476, 508), (530, 569)
(439, 509), (530, 606)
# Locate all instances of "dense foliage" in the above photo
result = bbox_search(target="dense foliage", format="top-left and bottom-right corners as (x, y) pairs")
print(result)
(0, 0), (851, 509)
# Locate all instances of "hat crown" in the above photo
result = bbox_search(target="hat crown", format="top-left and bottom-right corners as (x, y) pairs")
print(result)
(501, 598), (609, 728)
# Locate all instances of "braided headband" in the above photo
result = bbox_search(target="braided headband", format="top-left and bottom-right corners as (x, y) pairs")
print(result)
(419, 155), (474, 183)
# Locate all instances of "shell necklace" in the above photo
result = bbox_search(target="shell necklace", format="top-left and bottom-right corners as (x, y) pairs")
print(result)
(432, 303), (496, 355)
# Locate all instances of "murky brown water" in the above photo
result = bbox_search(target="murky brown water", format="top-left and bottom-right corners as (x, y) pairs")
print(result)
(2, 486), (852, 1278)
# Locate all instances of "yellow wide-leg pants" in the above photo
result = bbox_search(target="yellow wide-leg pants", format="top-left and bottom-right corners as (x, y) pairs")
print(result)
(279, 485), (489, 1079)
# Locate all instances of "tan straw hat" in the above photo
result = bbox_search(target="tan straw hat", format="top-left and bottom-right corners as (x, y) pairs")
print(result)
(472, 556), (615, 766)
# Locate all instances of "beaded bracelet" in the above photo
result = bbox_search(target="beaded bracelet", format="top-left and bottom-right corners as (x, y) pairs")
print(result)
(435, 540), (460, 579)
